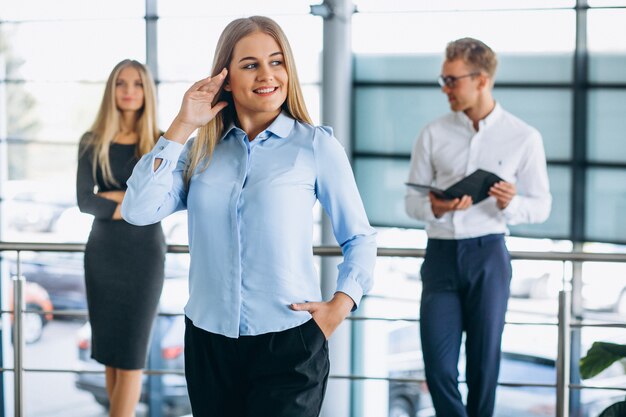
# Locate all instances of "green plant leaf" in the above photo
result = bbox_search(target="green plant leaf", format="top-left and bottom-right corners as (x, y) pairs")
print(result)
(580, 342), (626, 379)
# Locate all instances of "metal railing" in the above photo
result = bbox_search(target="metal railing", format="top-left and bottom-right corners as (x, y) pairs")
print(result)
(1, 241), (626, 417)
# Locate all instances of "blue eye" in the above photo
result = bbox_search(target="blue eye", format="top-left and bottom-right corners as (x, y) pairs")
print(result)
(242, 63), (257, 69)
(271, 60), (283, 66)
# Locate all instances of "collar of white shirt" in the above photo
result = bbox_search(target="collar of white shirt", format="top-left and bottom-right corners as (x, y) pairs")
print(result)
(454, 101), (504, 131)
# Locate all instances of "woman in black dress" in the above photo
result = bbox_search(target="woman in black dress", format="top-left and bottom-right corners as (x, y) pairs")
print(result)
(76, 59), (165, 417)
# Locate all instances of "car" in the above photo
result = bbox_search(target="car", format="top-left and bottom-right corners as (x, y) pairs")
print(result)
(582, 261), (626, 315)
(9, 280), (54, 344)
(6, 251), (87, 313)
(387, 322), (626, 417)
(2, 180), (75, 234)
(3, 249), (189, 315)
(75, 276), (191, 416)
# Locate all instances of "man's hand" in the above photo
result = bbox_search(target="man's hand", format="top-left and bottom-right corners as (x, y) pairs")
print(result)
(429, 192), (472, 218)
(489, 181), (516, 210)
(289, 292), (354, 340)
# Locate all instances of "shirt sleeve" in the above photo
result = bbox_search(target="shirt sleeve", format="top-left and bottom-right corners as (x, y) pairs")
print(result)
(502, 130), (552, 225)
(313, 126), (377, 310)
(405, 127), (440, 223)
(76, 133), (118, 220)
(121, 136), (189, 225)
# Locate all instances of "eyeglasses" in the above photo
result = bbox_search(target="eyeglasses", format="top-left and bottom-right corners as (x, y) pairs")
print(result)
(437, 72), (479, 88)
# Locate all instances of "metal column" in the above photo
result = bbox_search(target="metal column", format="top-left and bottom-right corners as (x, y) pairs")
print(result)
(315, 1), (355, 416)
(12, 254), (24, 417)
(145, 1), (164, 415)
(570, 1), (588, 413)
(556, 291), (571, 417)
(0, 52), (8, 417)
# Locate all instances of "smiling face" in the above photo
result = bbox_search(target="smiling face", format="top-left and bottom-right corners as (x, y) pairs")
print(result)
(224, 31), (288, 122)
(440, 58), (484, 113)
(114, 66), (145, 113)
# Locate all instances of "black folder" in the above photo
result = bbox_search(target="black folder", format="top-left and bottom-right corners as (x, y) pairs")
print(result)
(405, 169), (503, 204)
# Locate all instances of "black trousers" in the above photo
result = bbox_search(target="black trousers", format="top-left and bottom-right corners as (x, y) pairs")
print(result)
(420, 234), (511, 417)
(184, 317), (330, 417)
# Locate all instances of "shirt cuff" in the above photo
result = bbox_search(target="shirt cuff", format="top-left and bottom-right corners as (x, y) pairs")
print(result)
(502, 195), (521, 221)
(336, 274), (365, 311)
(153, 136), (184, 161)
(418, 200), (444, 223)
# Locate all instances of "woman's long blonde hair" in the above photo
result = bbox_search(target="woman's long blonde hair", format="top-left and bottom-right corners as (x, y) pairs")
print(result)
(86, 59), (159, 186)
(184, 16), (312, 186)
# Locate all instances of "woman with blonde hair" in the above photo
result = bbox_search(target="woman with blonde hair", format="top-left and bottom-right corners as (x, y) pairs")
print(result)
(122, 16), (376, 416)
(76, 59), (165, 417)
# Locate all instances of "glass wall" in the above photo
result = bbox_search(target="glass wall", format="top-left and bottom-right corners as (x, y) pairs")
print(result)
(351, 2), (626, 417)
(352, 1), (626, 244)
(0, 2), (320, 416)
(1, 1), (626, 416)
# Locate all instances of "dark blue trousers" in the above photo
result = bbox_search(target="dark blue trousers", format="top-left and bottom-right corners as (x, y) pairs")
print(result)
(420, 234), (511, 417)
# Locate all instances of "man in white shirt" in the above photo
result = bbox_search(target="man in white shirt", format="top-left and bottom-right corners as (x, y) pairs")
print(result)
(405, 38), (551, 417)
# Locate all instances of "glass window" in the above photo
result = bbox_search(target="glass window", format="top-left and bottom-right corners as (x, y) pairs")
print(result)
(354, 53), (573, 84)
(354, 157), (420, 229)
(354, 87), (571, 160)
(158, 0), (311, 17)
(509, 165), (571, 239)
(6, 142), (77, 182)
(588, 9), (626, 83)
(5, 82), (103, 142)
(158, 15), (321, 84)
(354, 87), (447, 155)
(354, 0), (574, 12)
(352, 10), (575, 55)
(494, 89), (572, 160)
(588, 0), (626, 7)
(0, 0), (144, 20)
(1, 21), (145, 82)
(587, 90), (626, 163)
(585, 168), (626, 243)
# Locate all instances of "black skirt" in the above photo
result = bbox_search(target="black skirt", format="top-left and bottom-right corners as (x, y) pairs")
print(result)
(84, 219), (165, 370)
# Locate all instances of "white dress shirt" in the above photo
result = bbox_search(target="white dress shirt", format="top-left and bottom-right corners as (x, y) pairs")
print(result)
(405, 103), (552, 239)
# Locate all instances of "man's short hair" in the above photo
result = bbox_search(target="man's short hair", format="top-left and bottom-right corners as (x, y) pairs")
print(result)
(445, 38), (497, 78)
